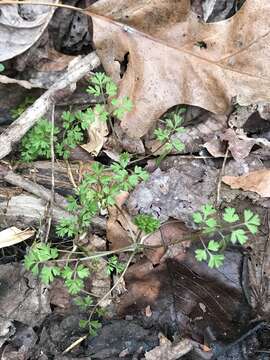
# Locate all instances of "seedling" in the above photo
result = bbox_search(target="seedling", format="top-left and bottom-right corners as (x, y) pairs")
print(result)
(106, 255), (125, 275)
(193, 204), (260, 268)
(134, 214), (160, 234)
(11, 96), (35, 119)
(21, 119), (59, 162)
(55, 109), (94, 159)
(56, 152), (149, 239)
(154, 110), (185, 161)
(87, 72), (133, 120)
(20, 72), (133, 162)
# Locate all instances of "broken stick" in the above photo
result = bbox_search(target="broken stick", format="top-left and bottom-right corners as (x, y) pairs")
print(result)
(0, 51), (100, 160)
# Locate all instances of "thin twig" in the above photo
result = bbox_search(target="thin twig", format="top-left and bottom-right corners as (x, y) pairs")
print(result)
(45, 105), (56, 242)
(65, 160), (78, 189)
(0, 1), (85, 13)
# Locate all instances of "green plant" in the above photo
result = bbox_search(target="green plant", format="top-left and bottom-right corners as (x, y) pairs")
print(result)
(75, 295), (93, 310)
(11, 96), (35, 119)
(55, 109), (93, 159)
(87, 72), (133, 122)
(56, 152), (148, 239)
(154, 110), (185, 160)
(20, 72), (133, 162)
(106, 255), (125, 275)
(24, 243), (90, 291)
(134, 214), (160, 234)
(79, 319), (102, 336)
(0, 63), (5, 72)
(21, 119), (59, 162)
(24, 242), (102, 334)
(193, 204), (260, 268)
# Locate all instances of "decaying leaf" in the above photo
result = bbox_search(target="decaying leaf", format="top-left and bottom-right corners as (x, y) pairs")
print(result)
(81, 114), (108, 156)
(202, 0), (237, 22)
(228, 105), (258, 129)
(0, 263), (51, 326)
(205, 128), (270, 160)
(145, 334), (193, 360)
(118, 250), (247, 342)
(221, 128), (261, 161)
(90, 257), (112, 307)
(107, 192), (137, 250)
(86, 0), (270, 138)
(143, 221), (189, 265)
(222, 169), (270, 197)
(0, 226), (34, 249)
(0, 1), (59, 61)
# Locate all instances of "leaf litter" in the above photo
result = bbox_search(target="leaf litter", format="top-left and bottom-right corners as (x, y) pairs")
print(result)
(0, 0), (270, 359)
(88, 0), (270, 138)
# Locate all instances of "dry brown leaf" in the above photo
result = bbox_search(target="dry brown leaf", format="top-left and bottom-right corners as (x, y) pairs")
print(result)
(34, 48), (74, 72)
(144, 221), (189, 265)
(106, 192), (137, 250)
(222, 169), (270, 197)
(205, 128), (270, 160)
(81, 114), (108, 156)
(86, 0), (270, 138)
(0, 1), (59, 61)
(0, 227), (34, 249)
(221, 128), (258, 161)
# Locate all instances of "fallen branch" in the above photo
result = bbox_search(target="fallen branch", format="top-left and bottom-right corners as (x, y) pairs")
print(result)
(0, 52), (100, 160)
(0, 164), (68, 210)
(0, 165), (106, 230)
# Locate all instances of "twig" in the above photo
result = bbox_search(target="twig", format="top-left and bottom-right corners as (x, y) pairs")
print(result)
(0, 1), (84, 13)
(0, 165), (106, 230)
(0, 165), (68, 210)
(0, 52), (100, 160)
(44, 105), (56, 242)
(65, 160), (78, 189)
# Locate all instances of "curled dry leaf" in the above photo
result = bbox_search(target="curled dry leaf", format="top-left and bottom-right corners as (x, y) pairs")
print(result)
(0, 1), (59, 61)
(0, 226), (34, 249)
(87, 0), (270, 138)
(221, 128), (258, 161)
(81, 114), (108, 156)
(107, 192), (137, 250)
(222, 169), (270, 197)
(143, 221), (189, 265)
(205, 128), (270, 160)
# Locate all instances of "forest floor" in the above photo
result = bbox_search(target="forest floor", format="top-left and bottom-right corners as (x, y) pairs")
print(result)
(0, 1), (270, 359)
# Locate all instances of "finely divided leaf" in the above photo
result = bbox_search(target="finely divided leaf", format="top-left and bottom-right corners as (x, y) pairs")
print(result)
(231, 229), (248, 244)
(223, 208), (239, 223)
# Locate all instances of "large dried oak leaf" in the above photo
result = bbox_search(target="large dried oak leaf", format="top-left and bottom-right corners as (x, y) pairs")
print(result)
(87, 0), (270, 138)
